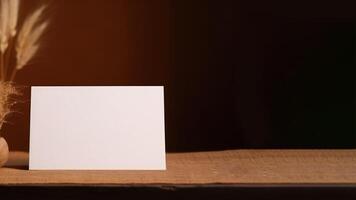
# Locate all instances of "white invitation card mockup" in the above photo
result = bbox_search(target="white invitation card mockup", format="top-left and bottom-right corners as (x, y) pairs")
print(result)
(29, 86), (166, 170)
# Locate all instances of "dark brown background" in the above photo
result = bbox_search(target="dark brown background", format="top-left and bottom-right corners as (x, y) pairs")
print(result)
(2, 0), (355, 152)
(4, 0), (171, 151)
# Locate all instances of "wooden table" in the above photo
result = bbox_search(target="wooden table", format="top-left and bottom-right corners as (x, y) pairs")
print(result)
(1, 150), (356, 199)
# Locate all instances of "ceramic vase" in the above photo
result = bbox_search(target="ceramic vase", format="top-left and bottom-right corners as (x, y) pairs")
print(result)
(0, 137), (9, 167)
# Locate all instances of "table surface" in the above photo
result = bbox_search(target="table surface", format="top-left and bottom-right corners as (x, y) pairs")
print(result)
(0, 150), (355, 186)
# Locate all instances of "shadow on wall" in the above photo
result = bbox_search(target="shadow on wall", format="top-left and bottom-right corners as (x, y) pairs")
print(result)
(167, 0), (355, 151)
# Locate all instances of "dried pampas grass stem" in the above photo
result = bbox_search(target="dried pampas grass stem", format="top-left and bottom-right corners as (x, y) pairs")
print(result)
(13, 4), (48, 81)
(0, 0), (49, 132)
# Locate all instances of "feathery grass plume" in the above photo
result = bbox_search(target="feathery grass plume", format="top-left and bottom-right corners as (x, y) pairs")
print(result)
(0, 81), (17, 133)
(0, 0), (19, 81)
(0, 0), (19, 41)
(0, 0), (9, 53)
(9, 0), (20, 37)
(15, 5), (47, 71)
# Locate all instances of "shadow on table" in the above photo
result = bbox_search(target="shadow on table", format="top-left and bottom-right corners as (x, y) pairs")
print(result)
(5, 151), (29, 170)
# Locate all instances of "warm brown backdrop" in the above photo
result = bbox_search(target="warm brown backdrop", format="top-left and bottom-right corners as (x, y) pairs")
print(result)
(3, 0), (171, 151)
(3, 0), (355, 152)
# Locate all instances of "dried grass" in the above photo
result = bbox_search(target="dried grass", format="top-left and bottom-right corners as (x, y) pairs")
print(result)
(16, 12), (48, 70)
(0, 0), (49, 132)
(9, 0), (20, 37)
(0, 0), (10, 53)
(0, 81), (17, 133)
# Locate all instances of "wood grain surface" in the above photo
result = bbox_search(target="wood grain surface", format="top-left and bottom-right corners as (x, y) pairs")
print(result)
(0, 150), (355, 186)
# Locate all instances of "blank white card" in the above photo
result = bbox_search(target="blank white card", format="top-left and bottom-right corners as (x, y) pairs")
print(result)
(30, 86), (166, 170)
